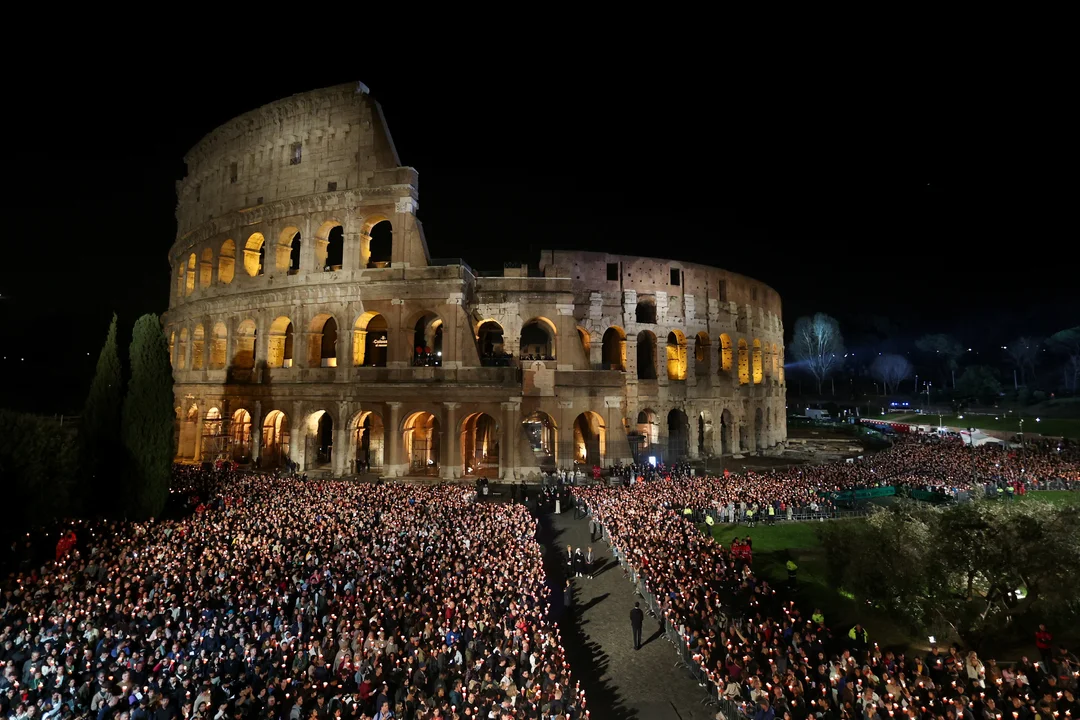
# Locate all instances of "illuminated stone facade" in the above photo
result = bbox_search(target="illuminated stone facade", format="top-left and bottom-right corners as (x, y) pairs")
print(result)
(163, 83), (786, 478)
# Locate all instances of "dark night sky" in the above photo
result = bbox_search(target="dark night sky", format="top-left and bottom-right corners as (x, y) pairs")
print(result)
(0, 54), (1072, 413)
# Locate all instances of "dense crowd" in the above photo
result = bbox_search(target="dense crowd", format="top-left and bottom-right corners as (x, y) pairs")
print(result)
(574, 467), (1080, 720)
(0, 472), (581, 720)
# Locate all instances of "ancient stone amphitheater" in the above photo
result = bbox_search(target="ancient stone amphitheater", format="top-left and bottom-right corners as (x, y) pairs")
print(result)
(163, 82), (786, 478)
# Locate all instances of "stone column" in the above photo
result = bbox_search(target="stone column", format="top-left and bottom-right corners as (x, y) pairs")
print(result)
(386, 402), (402, 476)
(441, 402), (459, 480)
(224, 318), (237, 372)
(686, 344), (697, 388)
(251, 401), (262, 465)
(342, 231), (360, 271)
(358, 233), (372, 269)
(290, 408), (305, 470)
(334, 405), (349, 476)
(688, 413), (700, 460)
(502, 401), (519, 479)
(193, 407), (205, 462)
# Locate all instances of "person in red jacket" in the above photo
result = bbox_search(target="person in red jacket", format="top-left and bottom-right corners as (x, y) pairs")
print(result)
(1035, 624), (1054, 667)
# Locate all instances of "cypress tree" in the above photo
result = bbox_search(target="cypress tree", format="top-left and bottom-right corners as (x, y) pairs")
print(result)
(79, 313), (124, 515)
(122, 314), (175, 520)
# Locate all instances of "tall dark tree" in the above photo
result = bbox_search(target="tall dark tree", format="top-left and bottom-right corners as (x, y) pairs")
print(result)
(122, 314), (175, 520)
(79, 313), (124, 515)
(915, 333), (964, 389)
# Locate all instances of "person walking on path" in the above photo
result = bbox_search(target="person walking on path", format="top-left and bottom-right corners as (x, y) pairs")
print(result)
(631, 601), (644, 650)
(586, 546), (595, 579)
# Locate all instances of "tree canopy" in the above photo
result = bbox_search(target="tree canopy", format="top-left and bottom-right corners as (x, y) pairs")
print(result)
(955, 365), (1003, 404)
(915, 333), (964, 389)
(121, 314), (175, 520)
(790, 313), (845, 394)
(79, 313), (124, 515)
(821, 499), (1080, 647)
(869, 353), (913, 394)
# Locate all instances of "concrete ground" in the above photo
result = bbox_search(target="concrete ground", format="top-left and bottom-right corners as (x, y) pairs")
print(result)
(539, 506), (718, 720)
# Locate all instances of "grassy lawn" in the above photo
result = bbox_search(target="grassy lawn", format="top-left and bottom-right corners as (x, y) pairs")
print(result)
(1011, 490), (1080, 506)
(882, 413), (1080, 439)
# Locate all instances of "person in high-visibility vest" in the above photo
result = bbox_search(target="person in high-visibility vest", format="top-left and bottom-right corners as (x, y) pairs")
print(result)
(746, 508), (756, 528)
(786, 559), (798, 586)
(768, 505), (776, 525)
(812, 609), (825, 626)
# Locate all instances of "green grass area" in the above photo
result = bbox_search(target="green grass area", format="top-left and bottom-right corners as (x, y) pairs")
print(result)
(883, 413), (1080, 439)
(1012, 490), (1080, 507)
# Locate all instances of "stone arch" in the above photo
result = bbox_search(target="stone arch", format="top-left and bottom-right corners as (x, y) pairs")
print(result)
(267, 316), (294, 369)
(202, 407), (222, 460)
(233, 319), (257, 372)
(168, 330), (176, 365)
(353, 311), (389, 367)
(694, 332), (711, 376)
(719, 333), (733, 374)
(635, 296), (657, 324)
(602, 326), (627, 372)
(737, 338), (750, 385)
(315, 219), (344, 271)
(230, 408), (253, 462)
(721, 408), (734, 455)
(477, 320), (508, 365)
(276, 227), (301, 273)
(243, 232), (265, 277)
(410, 312), (443, 366)
(577, 326), (591, 359)
(636, 408), (659, 446)
(199, 248), (213, 289)
(176, 328), (189, 370)
(191, 324), (205, 371)
(219, 239), (236, 284)
(668, 408), (690, 461)
(666, 330), (687, 381)
(523, 410), (557, 471)
(752, 339), (763, 384)
(349, 410), (384, 473)
(175, 265), (184, 299)
(636, 330), (657, 380)
(261, 409), (291, 468)
(305, 409), (335, 469)
(754, 406), (764, 450)
(185, 254), (196, 296)
(460, 412), (500, 477)
(572, 411), (606, 466)
(366, 217), (392, 268)
(403, 411), (440, 475)
(308, 314), (339, 367)
(778, 348), (786, 385)
(520, 317), (556, 360)
(698, 410), (714, 456)
(209, 322), (227, 369)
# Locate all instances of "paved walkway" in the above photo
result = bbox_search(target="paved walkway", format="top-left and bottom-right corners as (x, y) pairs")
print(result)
(541, 508), (714, 720)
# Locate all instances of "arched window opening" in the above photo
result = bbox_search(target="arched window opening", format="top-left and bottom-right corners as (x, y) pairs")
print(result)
(752, 339), (763, 384)
(209, 322), (227, 369)
(199, 248), (213, 289)
(243, 233), (265, 277)
(219, 239), (236, 284)
(191, 325), (205, 371)
(403, 411), (440, 475)
(602, 326), (627, 371)
(778, 348), (785, 385)
(176, 328), (189, 370)
(413, 314), (443, 366)
(201, 407), (222, 461)
(349, 412), (384, 474)
(168, 331), (176, 366)
(520, 318), (555, 361)
(230, 409), (253, 463)
(325, 226), (344, 271)
(636, 331), (657, 380)
(289, 232), (302, 274)
(719, 334), (733, 374)
(695, 332), (710, 376)
(577, 327), (591, 359)
(668, 408), (690, 461)
(772, 343), (779, 383)
(698, 410), (714, 456)
(737, 338), (750, 385)
(368, 220), (392, 268)
(261, 410), (291, 469)
(635, 297), (657, 324)
(572, 411), (606, 467)
(635, 409), (659, 446)
(461, 412), (499, 478)
(353, 312), (389, 367)
(308, 315), (338, 368)
(175, 265), (184, 299)
(523, 411), (557, 471)
(233, 320), (257, 377)
(666, 330), (687, 381)
(267, 317), (294, 369)
(307, 411), (334, 468)
(477, 321), (510, 366)
(185, 254), (196, 296)
(721, 409), (734, 455)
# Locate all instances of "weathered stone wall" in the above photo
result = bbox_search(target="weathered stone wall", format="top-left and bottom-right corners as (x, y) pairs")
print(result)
(164, 84), (787, 478)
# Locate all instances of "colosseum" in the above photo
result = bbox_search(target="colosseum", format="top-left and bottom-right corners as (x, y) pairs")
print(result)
(163, 82), (787, 478)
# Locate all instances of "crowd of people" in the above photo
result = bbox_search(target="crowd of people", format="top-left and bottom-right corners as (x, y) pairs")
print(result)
(0, 471), (582, 720)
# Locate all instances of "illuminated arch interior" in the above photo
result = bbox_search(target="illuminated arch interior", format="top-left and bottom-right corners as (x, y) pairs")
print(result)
(353, 312), (389, 367)
(403, 411), (440, 475)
